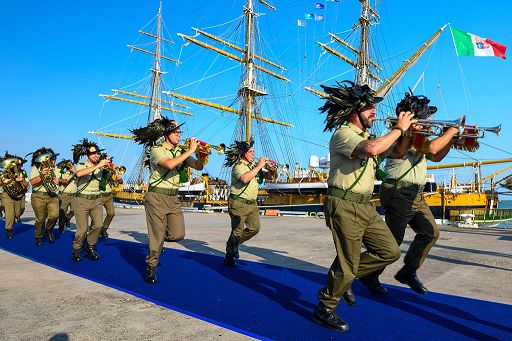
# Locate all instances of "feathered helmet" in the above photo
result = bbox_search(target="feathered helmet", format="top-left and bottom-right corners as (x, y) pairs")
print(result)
(224, 136), (255, 167)
(395, 90), (437, 119)
(72, 138), (104, 163)
(320, 80), (383, 132)
(0, 151), (26, 169)
(131, 117), (185, 146)
(30, 147), (59, 166)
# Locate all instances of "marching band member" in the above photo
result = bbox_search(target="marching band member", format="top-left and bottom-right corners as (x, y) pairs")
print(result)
(71, 139), (109, 261)
(131, 117), (204, 284)
(29, 147), (60, 246)
(0, 152), (29, 239)
(97, 153), (123, 240)
(375, 92), (460, 295)
(56, 159), (77, 233)
(222, 137), (268, 267)
(312, 81), (414, 332)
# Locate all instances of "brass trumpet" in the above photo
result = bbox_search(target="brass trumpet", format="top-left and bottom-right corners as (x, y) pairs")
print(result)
(457, 124), (501, 138)
(180, 138), (226, 165)
(376, 116), (466, 136)
(258, 159), (279, 182)
(104, 162), (126, 187)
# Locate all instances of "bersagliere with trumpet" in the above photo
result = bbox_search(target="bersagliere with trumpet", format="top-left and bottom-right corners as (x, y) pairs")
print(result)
(56, 159), (77, 233)
(97, 153), (125, 240)
(222, 136), (268, 267)
(131, 117), (207, 284)
(374, 90), (501, 296)
(29, 147), (60, 246)
(70, 138), (111, 262)
(0, 151), (29, 239)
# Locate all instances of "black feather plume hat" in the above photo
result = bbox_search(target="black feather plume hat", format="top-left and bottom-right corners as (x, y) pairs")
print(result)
(319, 80), (383, 132)
(72, 138), (104, 164)
(30, 147), (59, 166)
(0, 151), (26, 168)
(224, 136), (255, 167)
(395, 89), (437, 119)
(130, 117), (185, 146)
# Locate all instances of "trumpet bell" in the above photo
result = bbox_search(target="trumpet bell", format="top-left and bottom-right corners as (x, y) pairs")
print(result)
(118, 166), (126, 175)
(216, 143), (226, 155)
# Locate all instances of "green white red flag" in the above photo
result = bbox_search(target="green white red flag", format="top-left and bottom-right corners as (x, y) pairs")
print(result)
(450, 26), (506, 60)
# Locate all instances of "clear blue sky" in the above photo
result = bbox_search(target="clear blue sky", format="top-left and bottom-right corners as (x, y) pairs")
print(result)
(1, 0), (511, 185)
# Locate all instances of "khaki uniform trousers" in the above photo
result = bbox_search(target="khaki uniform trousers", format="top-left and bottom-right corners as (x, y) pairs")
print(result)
(379, 183), (439, 270)
(101, 193), (115, 229)
(58, 194), (75, 227)
(228, 198), (260, 243)
(318, 196), (400, 309)
(72, 196), (103, 251)
(31, 193), (59, 238)
(1, 193), (22, 231)
(20, 194), (26, 217)
(144, 192), (185, 267)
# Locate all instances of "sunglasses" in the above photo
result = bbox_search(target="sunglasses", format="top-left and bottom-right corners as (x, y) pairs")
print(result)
(172, 130), (183, 135)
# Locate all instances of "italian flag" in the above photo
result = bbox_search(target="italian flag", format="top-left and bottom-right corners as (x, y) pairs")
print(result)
(450, 26), (506, 60)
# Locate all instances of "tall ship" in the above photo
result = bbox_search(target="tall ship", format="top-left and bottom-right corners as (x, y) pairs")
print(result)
(90, 1), (512, 226)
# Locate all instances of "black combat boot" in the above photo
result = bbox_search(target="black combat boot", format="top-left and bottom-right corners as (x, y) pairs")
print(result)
(72, 250), (81, 262)
(312, 303), (349, 332)
(100, 227), (109, 239)
(6, 229), (13, 239)
(65, 218), (71, 228)
(359, 273), (388, 296)
(45, 230), (55, 243)
(84, 244), (100, 261)
(342, 286), (356, 306)
(226, 234), (240, 259)
(145, 266), (157, 284)
(224, 253), (236, 266)
(35, 237), (43, 246)
(395, 266), (428, 295)
(58, 224), (65, 233)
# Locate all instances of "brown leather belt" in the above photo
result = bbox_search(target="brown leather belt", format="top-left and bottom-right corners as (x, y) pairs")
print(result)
(383, 179), (424, 194)
(229, 194), (256, 205)
(75, 193), (103, 200)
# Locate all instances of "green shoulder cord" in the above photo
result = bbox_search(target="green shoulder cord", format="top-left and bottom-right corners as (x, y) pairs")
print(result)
(148, 147), (187, 191)
(75, 165), (106, 195)
(169, 148), (188, 183)
(343, 158), (369, 199)
(372, 155), (387, 181)
(59, 168), (71, 191)
(395, 154), (425, 183)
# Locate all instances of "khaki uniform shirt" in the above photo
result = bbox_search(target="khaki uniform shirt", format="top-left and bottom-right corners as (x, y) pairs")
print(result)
(230, 159), (259, 200)
(56, 167), (77, 194)
(384, 148), (427, 185)
(30, 165), (56, 193)
(75, 162), (104, 195)
(328, 123), (375, 195)
(149, 142), (192, 190)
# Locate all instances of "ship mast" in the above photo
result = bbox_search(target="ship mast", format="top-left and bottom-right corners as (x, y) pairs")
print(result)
(167, 0), (291, 139)
(148, 5), (163, 123)
(355, 0), (372, 86)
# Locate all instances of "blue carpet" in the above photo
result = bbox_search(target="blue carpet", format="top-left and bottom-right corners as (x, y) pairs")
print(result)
(0, 222), (511, 340)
